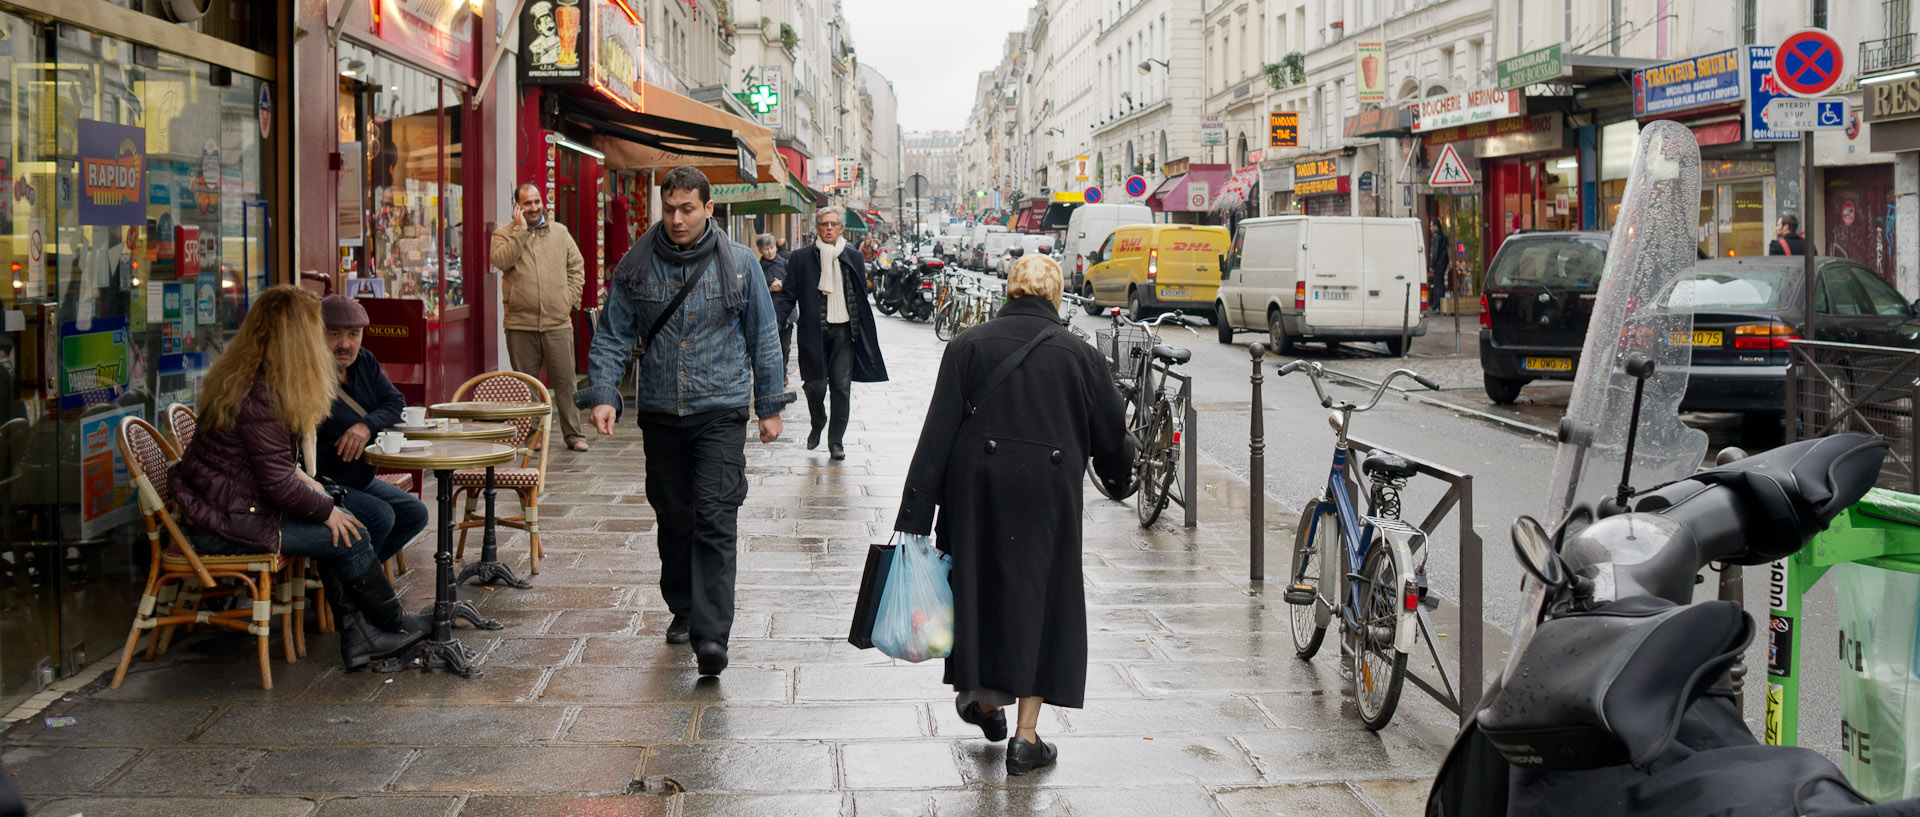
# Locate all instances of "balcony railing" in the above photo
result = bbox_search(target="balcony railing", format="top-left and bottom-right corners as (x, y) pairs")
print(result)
(1861, 33), (1916, 75)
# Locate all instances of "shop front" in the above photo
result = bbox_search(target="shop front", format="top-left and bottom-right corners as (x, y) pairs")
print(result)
(0, 0), (284, 712)
(1630, 48), (1780, 260)
(1292, 156), (1352, 217)
(1147, 160), (1230, 224)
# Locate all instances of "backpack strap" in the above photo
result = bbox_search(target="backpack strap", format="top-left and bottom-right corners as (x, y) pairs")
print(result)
(966, 324), (1067, 417)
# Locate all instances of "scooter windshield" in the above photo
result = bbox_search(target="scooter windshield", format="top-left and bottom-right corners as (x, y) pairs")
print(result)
(1506, 121), (1709, 678)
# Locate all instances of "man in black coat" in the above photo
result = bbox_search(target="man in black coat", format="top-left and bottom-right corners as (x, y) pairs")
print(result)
(1427, 219), (1451, 312)
(785, 206), (889, 460)
(755, 233), (797, 371)
(1767, 212), (1818, 256)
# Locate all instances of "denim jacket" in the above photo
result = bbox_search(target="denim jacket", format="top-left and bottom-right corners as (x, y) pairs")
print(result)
(578, 234), (793, 420)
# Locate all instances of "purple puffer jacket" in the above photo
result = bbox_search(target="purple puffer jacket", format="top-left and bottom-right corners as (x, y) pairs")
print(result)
(171, 380), (334, 552)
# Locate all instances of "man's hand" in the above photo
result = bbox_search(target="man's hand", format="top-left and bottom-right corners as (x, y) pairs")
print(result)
(758, 415), (782, 444)
(590, 404), (617, 435)
(511, 207), (527, 231)
(335, 423), (372, 462)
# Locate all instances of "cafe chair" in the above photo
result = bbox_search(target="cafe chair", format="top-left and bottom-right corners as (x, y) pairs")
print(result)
(449, 371), (551, 575)
(163, 403), (198, 454)
(112, 416), (303, 690)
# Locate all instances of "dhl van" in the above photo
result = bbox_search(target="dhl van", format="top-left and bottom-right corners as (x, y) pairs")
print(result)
(1080, 224), (1231, 320)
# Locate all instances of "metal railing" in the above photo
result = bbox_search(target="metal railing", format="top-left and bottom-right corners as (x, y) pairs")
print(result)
(1786, 339), (1920, 493)
(1861, 33), (1916, 75)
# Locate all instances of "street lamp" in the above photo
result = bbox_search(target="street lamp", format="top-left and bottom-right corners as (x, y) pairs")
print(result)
(1137, 58), (1169, 74)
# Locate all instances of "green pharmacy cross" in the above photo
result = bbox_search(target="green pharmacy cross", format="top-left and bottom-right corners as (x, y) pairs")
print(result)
(748, 84), (779, 115)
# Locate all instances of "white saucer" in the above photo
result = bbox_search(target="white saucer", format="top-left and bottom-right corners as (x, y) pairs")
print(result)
(400, 440), (431, 450)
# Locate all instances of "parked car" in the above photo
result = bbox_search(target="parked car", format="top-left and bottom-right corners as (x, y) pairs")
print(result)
(1082, 224), (1230, 320)
(1478, 231), (1609, 404)
(1216, 216), (1430, 354)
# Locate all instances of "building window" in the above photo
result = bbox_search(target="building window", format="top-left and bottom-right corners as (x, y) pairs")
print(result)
(1887, 0), (1911, 36)
(1813, 0), (1827, 28)
(1740, 0), (1756, 45)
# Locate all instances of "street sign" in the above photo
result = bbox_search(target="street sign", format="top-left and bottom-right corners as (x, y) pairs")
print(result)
(1762, 97), (1848, 130)
(1775, 28), (1844, 98)
(1085, 186), (1102, 204)
(1185, 181), (1208, 209)
(1749, 46), (1802, 142)
(1202, 115), (1226, 146)
(1268, 112), (1299, 148)
(1428, 143), (1474, 187)
(1124, 175), (1147, 197)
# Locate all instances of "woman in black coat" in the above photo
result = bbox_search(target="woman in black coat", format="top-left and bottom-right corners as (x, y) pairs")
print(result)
(756, 234), (797, 372)
(894, 254), (1135, 776)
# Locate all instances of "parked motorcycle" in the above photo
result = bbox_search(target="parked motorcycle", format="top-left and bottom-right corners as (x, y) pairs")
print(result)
(1427, 120), (1920, 817)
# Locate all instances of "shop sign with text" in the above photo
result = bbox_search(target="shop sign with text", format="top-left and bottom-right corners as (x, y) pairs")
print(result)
(1499, 44), (1563, 90)
(378, 0), (475, 81)
(1295, 176), (1350, 196)
(591, 0), (645, 111)
(1634, 48), (1743, 117)
(1413, 88), (1522, 133)
(79, 119), (145, 226)
(1356, 41), (1385, 103)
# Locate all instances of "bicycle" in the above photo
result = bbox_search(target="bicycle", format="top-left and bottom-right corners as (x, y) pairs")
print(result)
(1275, 359), (1440, 731)
(1094, 308), (1198, 526)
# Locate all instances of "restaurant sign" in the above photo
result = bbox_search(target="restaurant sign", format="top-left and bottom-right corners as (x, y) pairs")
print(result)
(524, 0), (646, 111)
(1412, 88), (1522, 133)
(711, 182), (784, 204)
(1499, 44), (1562, 90)
(1634, 48), (1743, 117)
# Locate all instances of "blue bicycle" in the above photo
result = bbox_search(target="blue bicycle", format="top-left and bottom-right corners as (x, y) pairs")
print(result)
(1277, 360), (1440, 731)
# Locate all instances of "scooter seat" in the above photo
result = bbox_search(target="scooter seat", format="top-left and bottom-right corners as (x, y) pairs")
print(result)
(1362, 452), (1418, 480)
(1150, 345), (1191, 364)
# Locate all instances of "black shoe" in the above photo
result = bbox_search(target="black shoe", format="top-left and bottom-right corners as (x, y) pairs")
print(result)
(957, 701), (1008, 742)
(1005, 736), (1057, 775)
(695, 641), (728, 676)
(337, 569), (429, 671)
(664, 616), (691, 645)
(807, 427), (823, 450)
(829, 443), (846, 461)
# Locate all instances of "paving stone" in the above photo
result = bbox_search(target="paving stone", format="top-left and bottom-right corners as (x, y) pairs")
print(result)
(1055, 786), (1228, 817)
(2, 745), (139, 794)
(101, 746), (264, 794)
(676, 792), (849, 817)
(1057, 696), (1273, 736)
(392, 745), (642, 793)
(237, 747), (415, 793)
(454, 794), (669, 816)
(195, 704), (565, 745)
(2, 702), (213, 745)
(33, 795), (318, 817)
(954, 735), (1261, 787)
(839, 741), (968, 789)
(472, 586), (625, 611)
(563, 706), (695, 743)
(637, 742), (836, 792)
(541, 665), (789, 704)
(576, 637), (686, 667)
(98, 657), (334, 704)
(852, 787), (1069, 816)
(1148, 632), (1312, 662)
(699, 704), (926, 741)
(794, 665), (950, 702)
(482, 637), (580, 667)
(1127, 659), (1329, 696)
(1351, 778), (1433, 817)
(1214, 783), (1376, 816)
(1237, 729), (1443, 783)
(547, 610), (640, 635)
(315, 795), (459, 817)
(371, 666), (548, 704)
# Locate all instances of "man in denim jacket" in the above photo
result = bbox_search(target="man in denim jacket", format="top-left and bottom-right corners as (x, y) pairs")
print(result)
(578, 166), (793, 676)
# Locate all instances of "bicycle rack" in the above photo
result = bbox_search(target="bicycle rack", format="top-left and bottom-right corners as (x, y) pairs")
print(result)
(1167, 369), (1198, 529)
(1339, 436), (1482, 721)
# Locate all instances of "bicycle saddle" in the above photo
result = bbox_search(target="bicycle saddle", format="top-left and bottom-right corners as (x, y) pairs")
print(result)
(1362, 452), (1417, 480)
(1150, 345), (1191, 364)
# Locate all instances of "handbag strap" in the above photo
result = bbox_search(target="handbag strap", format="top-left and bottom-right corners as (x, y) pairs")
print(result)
(639, 254), (713, 354)
(966, 324), (1067, 417)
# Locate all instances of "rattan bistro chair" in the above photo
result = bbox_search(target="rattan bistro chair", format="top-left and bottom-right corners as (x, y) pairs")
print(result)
(112, 416), (301, 690)
(449, 371), (552, 574)
(163, 402), (198, 453)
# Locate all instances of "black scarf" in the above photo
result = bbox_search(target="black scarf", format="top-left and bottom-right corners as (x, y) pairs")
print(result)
(613, 218), (743, 310)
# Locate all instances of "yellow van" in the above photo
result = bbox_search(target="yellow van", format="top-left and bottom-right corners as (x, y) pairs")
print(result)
(1080, 224), (1230, 320)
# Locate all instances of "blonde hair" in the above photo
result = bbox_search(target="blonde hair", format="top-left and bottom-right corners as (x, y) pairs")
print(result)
(1007, 254), (1064, 309)
(196, 285), (336, 435)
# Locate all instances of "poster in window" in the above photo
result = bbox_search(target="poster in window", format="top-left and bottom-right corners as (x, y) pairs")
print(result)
(59, 316), (132, 410)
(78, 119), (145, 226)
(79, 404), (141, 539)
(523, 0), (588, 82)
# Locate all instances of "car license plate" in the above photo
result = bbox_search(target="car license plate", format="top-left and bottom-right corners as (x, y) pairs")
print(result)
(1668, 330), (1723, 347)
(1524, 357), (1573, 372)
(1159, 287), (1188, 299)
(1313, 289), (1352, 301)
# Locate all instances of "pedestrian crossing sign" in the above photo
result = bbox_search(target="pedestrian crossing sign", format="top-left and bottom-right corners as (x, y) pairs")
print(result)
(1428, 143), (1474, 187)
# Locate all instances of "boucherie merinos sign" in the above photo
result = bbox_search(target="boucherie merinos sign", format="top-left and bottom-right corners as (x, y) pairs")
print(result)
(1411, 88), (1523, 133)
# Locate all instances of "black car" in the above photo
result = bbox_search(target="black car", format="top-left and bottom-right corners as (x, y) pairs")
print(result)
(1478, 232), (1608, 404)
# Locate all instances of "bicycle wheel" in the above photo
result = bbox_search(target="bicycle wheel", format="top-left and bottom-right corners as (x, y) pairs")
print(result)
(1289, 504), (1333, 659)
(934, 300), (960, 341)
(1135, 401), (1179, 526)
(1352, 541), (1408, 731)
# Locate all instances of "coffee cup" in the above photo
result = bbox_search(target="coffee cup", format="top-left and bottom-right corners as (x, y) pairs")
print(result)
(376, 431), (405, 455)
(402, 406), (428, 426)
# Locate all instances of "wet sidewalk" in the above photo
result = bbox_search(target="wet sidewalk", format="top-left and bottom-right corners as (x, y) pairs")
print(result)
(3, 316), (1454, 817)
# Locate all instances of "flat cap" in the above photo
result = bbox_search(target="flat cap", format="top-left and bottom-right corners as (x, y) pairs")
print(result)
(321, 294), (370, 329)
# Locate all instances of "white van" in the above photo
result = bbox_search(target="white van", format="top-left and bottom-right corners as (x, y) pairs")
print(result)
(994, 234), (1056, 276)
(1215, 216), (1428, 355)
(982, 232), (1025, 276)
(1065, 203), (1154, 292)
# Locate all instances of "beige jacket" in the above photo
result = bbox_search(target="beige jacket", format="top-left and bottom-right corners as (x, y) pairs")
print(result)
(490, 219), (586, 331)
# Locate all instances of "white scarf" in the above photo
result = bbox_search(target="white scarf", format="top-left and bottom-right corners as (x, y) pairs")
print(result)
(816, 237), (850, 325)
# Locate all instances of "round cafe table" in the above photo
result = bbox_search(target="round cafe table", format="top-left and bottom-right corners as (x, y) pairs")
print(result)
(387, 421), (517, 442)
(429, 402), (552, 590)
(364, 441), (516, 677)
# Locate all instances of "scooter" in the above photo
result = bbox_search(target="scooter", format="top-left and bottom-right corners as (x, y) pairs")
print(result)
(1427, 120), (1920, 817)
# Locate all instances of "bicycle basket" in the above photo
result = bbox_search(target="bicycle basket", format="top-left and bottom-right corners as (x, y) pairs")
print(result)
(1096, 327), (1156, 369)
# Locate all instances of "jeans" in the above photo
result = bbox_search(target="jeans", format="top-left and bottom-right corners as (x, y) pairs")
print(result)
(638, 406), (749, 648)
(344, 479), (429, 564)
(193, 501), (379, 583)
(804, 322), (853, 445)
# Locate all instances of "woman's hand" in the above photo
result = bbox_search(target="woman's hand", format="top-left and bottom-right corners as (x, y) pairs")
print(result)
(325, 507), (367, 548)
(296, 470), (326, 495)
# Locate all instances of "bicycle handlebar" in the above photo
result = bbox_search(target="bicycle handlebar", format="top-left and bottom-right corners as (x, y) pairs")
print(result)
(1276, 362), (1439, 411)
(1113, 309), (1200, 336)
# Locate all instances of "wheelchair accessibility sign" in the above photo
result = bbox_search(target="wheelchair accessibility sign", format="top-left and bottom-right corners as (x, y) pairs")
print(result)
(1761, 97), (1848, 131)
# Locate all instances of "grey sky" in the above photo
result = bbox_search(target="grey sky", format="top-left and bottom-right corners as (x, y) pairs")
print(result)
(839, 0), (1036, 133)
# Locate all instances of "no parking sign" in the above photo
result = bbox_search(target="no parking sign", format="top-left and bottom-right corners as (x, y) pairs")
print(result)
(1775, 29), (1844, 98)
(1124, 175), (1147, 198)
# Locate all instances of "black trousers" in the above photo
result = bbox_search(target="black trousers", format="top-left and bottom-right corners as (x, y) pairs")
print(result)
(638, 407), (750, 648)
(804, 322), (854, 445)
(778, 322), (794, 375)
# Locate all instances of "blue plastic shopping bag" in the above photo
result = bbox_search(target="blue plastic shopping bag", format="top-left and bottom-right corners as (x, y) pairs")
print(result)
(870, 533), (954, 663)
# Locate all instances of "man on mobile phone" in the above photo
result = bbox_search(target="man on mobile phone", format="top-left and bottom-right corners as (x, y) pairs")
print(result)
(491, 183), (590, 451)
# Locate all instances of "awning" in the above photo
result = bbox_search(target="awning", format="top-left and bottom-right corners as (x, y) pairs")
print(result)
(1040, 202), (1079, 230)
(1212, 165), (1263, 213)
(713, 180), (814, 215)
(845, 208), (869, 232)
(1147, 164), (1231, 212)
(586, 82), (783, 184)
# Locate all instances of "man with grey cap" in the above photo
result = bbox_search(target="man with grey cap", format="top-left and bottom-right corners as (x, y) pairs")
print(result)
(316, 294), (428, 569)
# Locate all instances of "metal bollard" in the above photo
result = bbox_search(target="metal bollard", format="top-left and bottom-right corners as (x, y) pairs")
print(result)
(1249, 342), (1266, 581)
